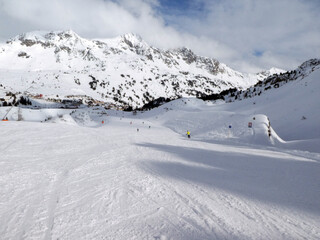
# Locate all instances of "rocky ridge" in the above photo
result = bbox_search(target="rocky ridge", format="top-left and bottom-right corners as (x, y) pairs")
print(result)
(201, 59), (320, 103)
(0, 30), (284, 109)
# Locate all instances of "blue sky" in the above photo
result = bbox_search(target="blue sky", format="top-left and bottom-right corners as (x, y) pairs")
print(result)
(0, 0), (319, 72)
(159, 0), (189, 11)
(157, 0), (205, 16)
(157, 0), (207, 30)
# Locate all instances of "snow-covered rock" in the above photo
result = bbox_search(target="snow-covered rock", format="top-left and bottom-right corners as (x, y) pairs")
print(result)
(0, 30), (283, 109)
(219, 58), (320, 102)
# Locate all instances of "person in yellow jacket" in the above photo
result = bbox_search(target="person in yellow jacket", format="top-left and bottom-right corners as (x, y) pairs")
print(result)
(187, 130), (190, 138)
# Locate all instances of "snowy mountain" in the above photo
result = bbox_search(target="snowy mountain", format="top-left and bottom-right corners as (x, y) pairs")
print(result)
(199, 58), (320, 103)
(226, 58), (320, 101)
(0, 56), (319, 239)
(0, 30), (283, 109)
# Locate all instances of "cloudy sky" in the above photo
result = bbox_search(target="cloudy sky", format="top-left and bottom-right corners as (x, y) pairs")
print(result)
(0, 0), (319, 72)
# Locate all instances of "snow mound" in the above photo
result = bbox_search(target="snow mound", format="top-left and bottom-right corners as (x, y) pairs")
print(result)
(247, 114), (285, 145)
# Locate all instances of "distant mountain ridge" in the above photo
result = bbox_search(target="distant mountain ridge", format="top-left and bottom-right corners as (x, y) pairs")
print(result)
(200, 59), (320, 103)
(0, 30), (284, 109)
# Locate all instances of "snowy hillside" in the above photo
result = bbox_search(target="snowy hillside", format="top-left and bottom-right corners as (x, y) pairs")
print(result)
(0, 30), (283, 109)
(1, 81), (320, 239)
(223, 59), (320, 103)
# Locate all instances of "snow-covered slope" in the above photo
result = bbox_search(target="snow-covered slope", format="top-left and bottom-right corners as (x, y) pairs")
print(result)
(223, 59), (320, 102)
(1, 94), (319, 239)
(151, 59), (320, 145)
(0, 30), (283, 109)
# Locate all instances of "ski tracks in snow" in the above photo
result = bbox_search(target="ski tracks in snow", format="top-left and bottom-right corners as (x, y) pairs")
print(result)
(136, 147), (245, 239)
(1, 121), (319, 239)
(134, 130), (320, 239)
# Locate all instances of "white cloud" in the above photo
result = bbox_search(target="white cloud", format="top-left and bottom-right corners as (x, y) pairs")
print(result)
(171, 0), (320, 71)
(0, 0), (319, 72)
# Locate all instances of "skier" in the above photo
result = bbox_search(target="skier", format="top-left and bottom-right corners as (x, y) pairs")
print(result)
(187, 130), (190, 139)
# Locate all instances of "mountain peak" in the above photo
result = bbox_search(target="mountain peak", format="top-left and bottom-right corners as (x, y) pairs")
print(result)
(45, 30), (81, 40)
(120, 33), (149, 50)
(0, 30), (287, 109)
(122, 33), (143, 42)
(8, 30), (83, 45)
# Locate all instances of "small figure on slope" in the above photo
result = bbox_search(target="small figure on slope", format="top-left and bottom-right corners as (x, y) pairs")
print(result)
(187, 130), (190, 139)
(267, 118), (271, 138)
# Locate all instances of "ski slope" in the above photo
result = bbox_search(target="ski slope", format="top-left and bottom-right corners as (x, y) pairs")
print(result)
(0, 101), (320, 240)
(1, 67), (320, 239)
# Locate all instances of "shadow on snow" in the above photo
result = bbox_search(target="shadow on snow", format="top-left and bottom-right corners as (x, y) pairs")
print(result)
(137, 142), (320, 215)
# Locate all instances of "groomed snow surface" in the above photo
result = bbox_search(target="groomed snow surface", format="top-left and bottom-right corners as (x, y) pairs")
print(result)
(1, 70), (320, 239)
